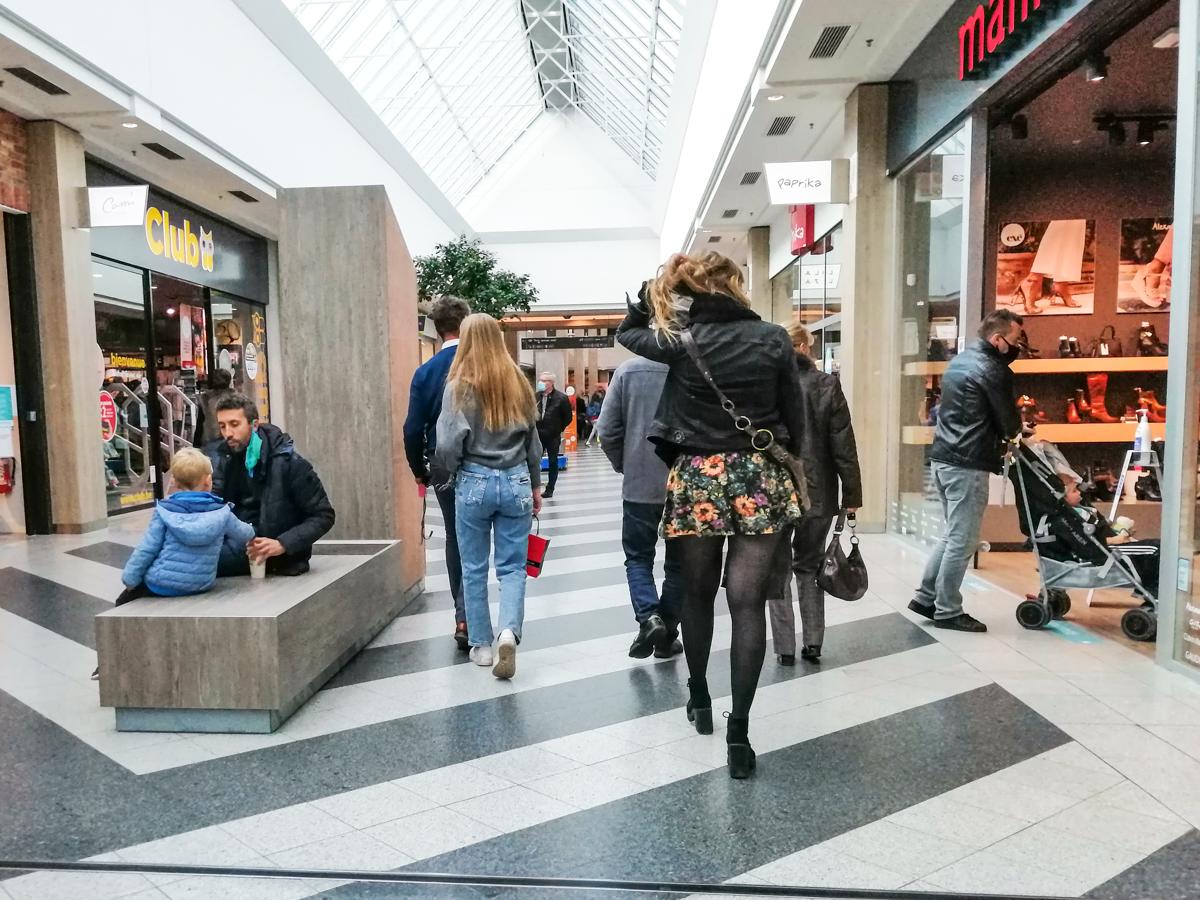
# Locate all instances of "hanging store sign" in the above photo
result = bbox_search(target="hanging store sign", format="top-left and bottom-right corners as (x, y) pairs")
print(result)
(84, 185), (149, 228)
(764, 160), (850, 206)
(790, 204), (817, 255)
(522, 336), (614, 350)
(957, 0), (1057, 80)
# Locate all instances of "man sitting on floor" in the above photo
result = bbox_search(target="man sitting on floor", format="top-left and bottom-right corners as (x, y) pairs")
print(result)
(206, 393), (335, 576)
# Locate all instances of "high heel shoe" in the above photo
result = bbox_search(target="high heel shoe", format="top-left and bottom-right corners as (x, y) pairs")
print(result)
(686, 677), (713, 734)
(1016, 329), (1040, 358)
(725, 715), (756, 780)
(1066, 399), (1083, 425)
(1138, 388), (1167, 418)
(1139, 398), (1167, 424)
(1073, 388), (1092, 420)
(1136, 321), (1168, 356)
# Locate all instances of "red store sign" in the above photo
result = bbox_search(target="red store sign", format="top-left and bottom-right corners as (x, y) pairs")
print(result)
(958, 0), (1055, 81)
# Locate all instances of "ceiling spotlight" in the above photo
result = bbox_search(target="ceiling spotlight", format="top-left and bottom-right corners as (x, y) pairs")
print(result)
(1084, 53), (1109, 82)
(1010, 114), (1029, 140)
(121, 121), (138, 129)
(166, 306), (176, 316)
(1108, 122), (1126, 146)
(1137, 120), (1156, 145)
(1153, 26), (1180, 49)
(767, 94), (784, 102)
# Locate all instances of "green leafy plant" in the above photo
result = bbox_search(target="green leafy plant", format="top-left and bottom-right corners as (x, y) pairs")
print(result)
(415, 236), (538, 320)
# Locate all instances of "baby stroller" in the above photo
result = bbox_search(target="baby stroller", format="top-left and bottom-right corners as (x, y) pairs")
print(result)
(1006, 441), (1158, 641)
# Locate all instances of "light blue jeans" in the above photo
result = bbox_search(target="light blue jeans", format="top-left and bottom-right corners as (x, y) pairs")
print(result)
(455, 462), (534, 647)
(915, 461), (990, 619)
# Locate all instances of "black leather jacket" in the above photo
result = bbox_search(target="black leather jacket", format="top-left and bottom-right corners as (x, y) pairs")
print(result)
(616, 291), (804, 464)
(929, 339), (1022, 474)
(794, 354), (862, 517)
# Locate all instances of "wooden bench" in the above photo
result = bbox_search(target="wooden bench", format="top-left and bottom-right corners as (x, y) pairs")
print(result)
(95, 541), (416, 734)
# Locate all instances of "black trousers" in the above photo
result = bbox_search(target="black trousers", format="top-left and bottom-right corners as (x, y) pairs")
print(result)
(541, 434), (562, 491)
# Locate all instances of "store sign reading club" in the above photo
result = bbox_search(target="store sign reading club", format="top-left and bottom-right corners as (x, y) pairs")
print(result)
(144, 207), (215, 273)
(958, 0), (1056, 81)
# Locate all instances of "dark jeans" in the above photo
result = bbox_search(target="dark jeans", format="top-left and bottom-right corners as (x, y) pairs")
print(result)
(435, 483), (465, 624)
(541, 434), (562, 491)
(621, 501), (683, 630)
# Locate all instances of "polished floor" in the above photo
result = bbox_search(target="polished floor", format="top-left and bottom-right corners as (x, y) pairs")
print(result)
(2, 449), (1200, 898)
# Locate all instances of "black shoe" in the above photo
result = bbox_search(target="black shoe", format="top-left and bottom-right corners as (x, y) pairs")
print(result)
(542, 488), (554, 499)
(654, 637), (683, 659)
(454, 622), (469, 652)
(686, 676), (713, 734)
(726, 716), (756, 779)
(800, 644), (821, 661)
(935, 613), (988, 633)
(777, 654), (795, 666)
(908, 599), (936, 621)
(629, 615), (668, 659)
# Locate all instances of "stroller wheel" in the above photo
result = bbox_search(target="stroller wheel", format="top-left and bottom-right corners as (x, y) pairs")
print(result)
(1017, 599), (1051, 630)
(1047, 590), (1072, 620)
(1121, 608), (1157, 643)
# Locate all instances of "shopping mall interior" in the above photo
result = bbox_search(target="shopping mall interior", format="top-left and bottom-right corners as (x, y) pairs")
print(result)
(3, 0), (1200, 897)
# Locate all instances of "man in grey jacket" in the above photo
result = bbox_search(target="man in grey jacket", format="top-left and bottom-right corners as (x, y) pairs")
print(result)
(596, 357), (683, 659)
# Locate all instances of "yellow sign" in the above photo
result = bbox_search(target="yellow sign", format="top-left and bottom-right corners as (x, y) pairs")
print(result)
(108, 354), (146, 369)
(144, 206), (215, 272)
(120, 490), (154, 507)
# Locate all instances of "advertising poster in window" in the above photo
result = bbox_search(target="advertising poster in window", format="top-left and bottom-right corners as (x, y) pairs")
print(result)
(995, 219), (1096, 316)
(1118, 218), (1172, 313)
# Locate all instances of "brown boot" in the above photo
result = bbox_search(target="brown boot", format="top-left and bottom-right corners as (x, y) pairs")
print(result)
(1086, 373), (1120, 423)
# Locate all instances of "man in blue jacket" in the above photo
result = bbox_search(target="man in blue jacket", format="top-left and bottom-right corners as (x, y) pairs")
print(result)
(404, 296), (471, 650)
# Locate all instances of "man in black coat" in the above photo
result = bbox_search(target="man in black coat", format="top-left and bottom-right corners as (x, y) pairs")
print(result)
(207, 393), (335, 576)
(536, 373), (573, 498)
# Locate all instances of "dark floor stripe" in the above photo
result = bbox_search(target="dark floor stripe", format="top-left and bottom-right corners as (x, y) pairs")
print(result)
(425, 539), (628, 577)
(65, 541), (134, 569)
(320, 685), (1071, 898)
(421, 517), (623, 553)
(311, 543), (388, 557)
(1086, 829), (1200, 899)
(0, 613), (932, 862)
(0, 568), (111, 647)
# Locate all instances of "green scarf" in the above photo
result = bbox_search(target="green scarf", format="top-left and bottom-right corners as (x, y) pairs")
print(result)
(245, 428), (263, 477)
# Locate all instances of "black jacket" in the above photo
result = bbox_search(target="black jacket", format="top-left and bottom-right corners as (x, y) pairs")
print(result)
(206, 423), (336, 574)
(794, 354), (862, 517)
(536, 389), (573, 441)
(929, 339), (1022, 474)
(616, 290), (804, 464)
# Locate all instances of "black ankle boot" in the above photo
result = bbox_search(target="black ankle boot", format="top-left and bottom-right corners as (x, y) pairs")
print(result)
(726, 716), (756, 779)
(686, 677), (713, 734)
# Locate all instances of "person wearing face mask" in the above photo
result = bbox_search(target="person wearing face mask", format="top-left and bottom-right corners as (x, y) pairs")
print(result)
(909, 309), (1025, 633)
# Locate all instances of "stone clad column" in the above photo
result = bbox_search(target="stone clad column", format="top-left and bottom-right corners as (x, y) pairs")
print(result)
(747, 225), (771, 320)
(26, 121), (106, 532)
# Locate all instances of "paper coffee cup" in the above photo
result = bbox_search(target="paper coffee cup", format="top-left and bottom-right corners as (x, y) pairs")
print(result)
(249, 558), (267, 580)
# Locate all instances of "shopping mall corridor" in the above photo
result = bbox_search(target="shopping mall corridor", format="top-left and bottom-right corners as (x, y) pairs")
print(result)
(2, 449), (1200, 899)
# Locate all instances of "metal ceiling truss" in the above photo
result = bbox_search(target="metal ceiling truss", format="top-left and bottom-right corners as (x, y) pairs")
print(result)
(286, 0), (684, 203)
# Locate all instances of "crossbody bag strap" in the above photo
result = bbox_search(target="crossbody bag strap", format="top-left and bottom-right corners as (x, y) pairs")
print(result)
(680, 329), (774, 450)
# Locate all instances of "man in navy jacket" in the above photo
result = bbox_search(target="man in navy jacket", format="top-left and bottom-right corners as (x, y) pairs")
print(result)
(404, 296), (471, 650)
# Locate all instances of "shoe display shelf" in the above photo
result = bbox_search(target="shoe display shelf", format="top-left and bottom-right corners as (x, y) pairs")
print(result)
(904, 357), (1169, 376)
(903, 422), (1167, 445)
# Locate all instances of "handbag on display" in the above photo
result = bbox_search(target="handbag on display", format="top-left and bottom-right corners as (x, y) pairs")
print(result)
(679, 330), (811, 512)
(526, 516), (550, 578)
(1089, 325), (1123, 358)
(817, 511), (869, 602)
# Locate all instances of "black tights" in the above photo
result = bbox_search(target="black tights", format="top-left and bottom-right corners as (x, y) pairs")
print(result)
(675, 533), (786, 720)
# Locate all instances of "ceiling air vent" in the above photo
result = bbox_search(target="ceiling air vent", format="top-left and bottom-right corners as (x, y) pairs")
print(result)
(142, 142), (184, 161)
(767, 116), (795, 137)
(229, 190), (258, 203)
(739, 171), (762, 185)
(707, 236), (722, 243)
(721, 209), (738, 219)
(810, 24), (854, 59)
(3, 66), (68, 96)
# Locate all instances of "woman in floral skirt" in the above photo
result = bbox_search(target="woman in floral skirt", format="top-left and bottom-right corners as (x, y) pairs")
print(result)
(617, 251), (806, 779)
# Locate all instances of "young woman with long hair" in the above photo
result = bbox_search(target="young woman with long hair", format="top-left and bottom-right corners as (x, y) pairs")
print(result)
(617, 251), (806, 779)
(433, 314), (543, 679)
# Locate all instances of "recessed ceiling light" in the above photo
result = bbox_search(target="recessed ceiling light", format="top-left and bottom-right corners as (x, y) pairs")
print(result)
(92, 272), (103, 278)
(1153, 26), (1180, 49)
(121, 121), (138, 129)
(767, 94), (784, 102)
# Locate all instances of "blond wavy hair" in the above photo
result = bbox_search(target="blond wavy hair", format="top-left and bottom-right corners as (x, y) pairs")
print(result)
(169, 447), (213, 491)
(448, 314), (536, 431)
(646, 251), (751, 340)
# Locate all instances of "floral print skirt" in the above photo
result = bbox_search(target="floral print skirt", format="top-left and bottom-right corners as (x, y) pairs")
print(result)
(663, 451), (803, 538)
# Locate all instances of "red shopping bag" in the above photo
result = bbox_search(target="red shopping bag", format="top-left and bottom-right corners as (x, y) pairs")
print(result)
(526, 516), (550, 578)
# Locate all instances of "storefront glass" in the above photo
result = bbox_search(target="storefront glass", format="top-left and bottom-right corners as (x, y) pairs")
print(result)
(212, 292), (271, 421)
(766, 224), (845, 372)
(891, 129), (966, 538)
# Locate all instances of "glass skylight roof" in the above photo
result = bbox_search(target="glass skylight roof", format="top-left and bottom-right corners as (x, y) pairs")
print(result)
(287, 0), (685, 203)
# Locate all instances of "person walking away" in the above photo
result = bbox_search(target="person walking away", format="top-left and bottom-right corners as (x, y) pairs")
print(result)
(207, 394), (335, 576)
(767, 323), (862, 665)
(617, 251), (806, 779)
(434, 314), (543, 680)
(597, 357), (683, 660)
(585, 392), (604, 446)
(909, 309), (1026, 632)
(403, 296), (472, 650)
(194, 369), (233, 446)
(536, 373), (572, 498)
(575, 391), (591, 444)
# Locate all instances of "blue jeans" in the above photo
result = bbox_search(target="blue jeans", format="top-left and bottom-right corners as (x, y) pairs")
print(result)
(455, 462), (534, 647)
(621, 501), (683, 629)
(915, 462), (990, 619)
(434, 484), (465, 624)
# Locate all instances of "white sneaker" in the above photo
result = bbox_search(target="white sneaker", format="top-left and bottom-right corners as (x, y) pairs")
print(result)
(493, 630), (518, 679)
(469, 645), (493, 667)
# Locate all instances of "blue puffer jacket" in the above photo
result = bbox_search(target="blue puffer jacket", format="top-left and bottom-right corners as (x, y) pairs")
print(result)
(122, 492), (257, 596)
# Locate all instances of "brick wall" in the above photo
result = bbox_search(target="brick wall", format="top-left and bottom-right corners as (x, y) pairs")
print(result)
(0, 108), (29, 213)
